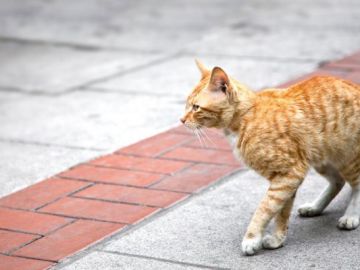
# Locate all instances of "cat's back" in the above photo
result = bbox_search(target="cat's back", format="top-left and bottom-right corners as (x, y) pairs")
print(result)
(282, 76), (360, 164)
(283, 75), (360, 102)
(240, 76), (360, 172)
(282, 76), (360, 131)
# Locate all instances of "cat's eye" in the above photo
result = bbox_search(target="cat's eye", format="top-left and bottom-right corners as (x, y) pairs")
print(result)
(192, 104), (200, 111)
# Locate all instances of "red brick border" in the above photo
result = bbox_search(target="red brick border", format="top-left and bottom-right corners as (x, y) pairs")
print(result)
(0, 51), (359, 270)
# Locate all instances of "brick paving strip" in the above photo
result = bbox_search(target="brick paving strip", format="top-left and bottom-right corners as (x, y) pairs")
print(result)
(0, 52), (359, 270)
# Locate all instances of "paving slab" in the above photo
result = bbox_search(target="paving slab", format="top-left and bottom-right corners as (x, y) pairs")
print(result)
(0, 141), (99, 197)
(90, 55), (318, 96)
(0, 41), (162, 93)
(100, 169), (358, 270)
(0, 91), (183, 150)
(0, 0), (238, 52)
(188, 29), (360, 61)
(223, 1), (360, 32)
(1, 0), (359, 53)
(61, 251), (214, 270)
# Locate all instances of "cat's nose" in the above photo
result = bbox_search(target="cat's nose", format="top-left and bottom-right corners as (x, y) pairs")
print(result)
(180, 117), (186, 124)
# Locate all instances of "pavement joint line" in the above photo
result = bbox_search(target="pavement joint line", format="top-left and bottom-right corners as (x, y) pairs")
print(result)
(150, 154), (240, 167)
(144, 162), (201, 189)
(41, 219), (78, 237)
(98, 250), (231, 270)
(320, 65), (357, 72)
(182, 144), (232, 152)
(0, 205), (128, 226)
(226, 21), (360, 32)
(155, 142), (233, 157)
(0, 53), (183, 97)
(113, 151), (239, 167)
(86, 162), (195, 176)
(64, 51), (184, 93)
(0, 206), (77, 235)
(117, 134), (196, 158)
(69, 195), (160, 209)
(56, 175), (173, 190)
(5, 235), (43, 256)
(0, 227), (42, 237)
(2, 252), (58, 263)
(0, 137), (105, 152)
(0, 84), (74, 97)
(82, 86), (187, 99)
(58, 177), (191, 194)
(0, 35), (165, 54)
(182, 51), (322, 63)
(63, 163), (168, 176)
(32, 182), (96, 212)
(5, 253), (59, 263)
(151, 137), (198, 158)
(34, 209), (130, 225)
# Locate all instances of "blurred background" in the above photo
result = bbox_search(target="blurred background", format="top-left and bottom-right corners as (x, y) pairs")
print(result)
(0, 0), (359, 196)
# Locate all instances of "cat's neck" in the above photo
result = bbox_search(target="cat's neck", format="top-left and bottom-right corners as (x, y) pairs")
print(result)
(226, 79), (256, 132)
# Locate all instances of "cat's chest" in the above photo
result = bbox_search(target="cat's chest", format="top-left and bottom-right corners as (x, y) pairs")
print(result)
(224, 130), (243, 162)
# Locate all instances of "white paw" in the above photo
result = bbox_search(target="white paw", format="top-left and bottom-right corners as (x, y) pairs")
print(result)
(262, 234), (284, 250)
(241, 236), (262, 256)
(338, 215), (360, 230)
(298, 203), (322, 217)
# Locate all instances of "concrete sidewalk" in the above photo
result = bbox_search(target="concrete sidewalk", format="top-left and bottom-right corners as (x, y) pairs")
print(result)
(0, 0), (360, 269)
(1, 0), (360, 196)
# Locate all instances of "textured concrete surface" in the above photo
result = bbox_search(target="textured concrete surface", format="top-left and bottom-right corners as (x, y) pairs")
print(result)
(92, 56), (317, 96)
(0, 0), (359, 196)
(0, 41), (162, 93)
(56, 170), (358, 270)
(0, 91), (183, 150)
(0, 0), (250, 52)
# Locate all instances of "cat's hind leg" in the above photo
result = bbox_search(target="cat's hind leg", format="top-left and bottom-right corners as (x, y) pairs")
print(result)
(298, 164), (344, 217)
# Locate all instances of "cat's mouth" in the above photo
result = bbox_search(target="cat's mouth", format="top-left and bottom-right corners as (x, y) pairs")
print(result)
(183, 121), (201, 131)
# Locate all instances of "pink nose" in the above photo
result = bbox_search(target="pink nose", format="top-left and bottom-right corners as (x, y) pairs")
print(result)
(180, 117), (186, 124)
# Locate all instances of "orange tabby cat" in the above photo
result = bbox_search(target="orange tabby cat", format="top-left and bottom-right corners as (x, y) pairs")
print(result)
(181, 60), (360, 255)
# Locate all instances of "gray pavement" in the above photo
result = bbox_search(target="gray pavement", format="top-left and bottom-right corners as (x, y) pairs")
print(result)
(60, 170), (357, 270)
(2, 0), (360, 197)
(0, 0), (360, 268)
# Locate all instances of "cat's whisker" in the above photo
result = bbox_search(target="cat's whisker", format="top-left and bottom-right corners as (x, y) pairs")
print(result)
(197, 128), (207, 148)
(199, 128), (216, 147)
(194, 129), (204, 147)
(197, 128), (210, 148)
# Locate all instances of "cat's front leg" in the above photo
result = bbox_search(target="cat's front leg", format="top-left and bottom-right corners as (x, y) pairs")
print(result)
(242, 177), (301, 255)
(262, 195), (295, 249)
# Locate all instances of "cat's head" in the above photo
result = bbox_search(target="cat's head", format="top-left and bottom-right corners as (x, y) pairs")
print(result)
(180, 60), (239, 130)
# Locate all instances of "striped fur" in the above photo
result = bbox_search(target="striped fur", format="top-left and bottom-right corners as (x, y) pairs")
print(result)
(181, 61), (360, 255)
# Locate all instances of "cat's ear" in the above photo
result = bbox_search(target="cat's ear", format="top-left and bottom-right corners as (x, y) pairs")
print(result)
(195, 59), (209, 79)
(209, 67), (229, 93)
